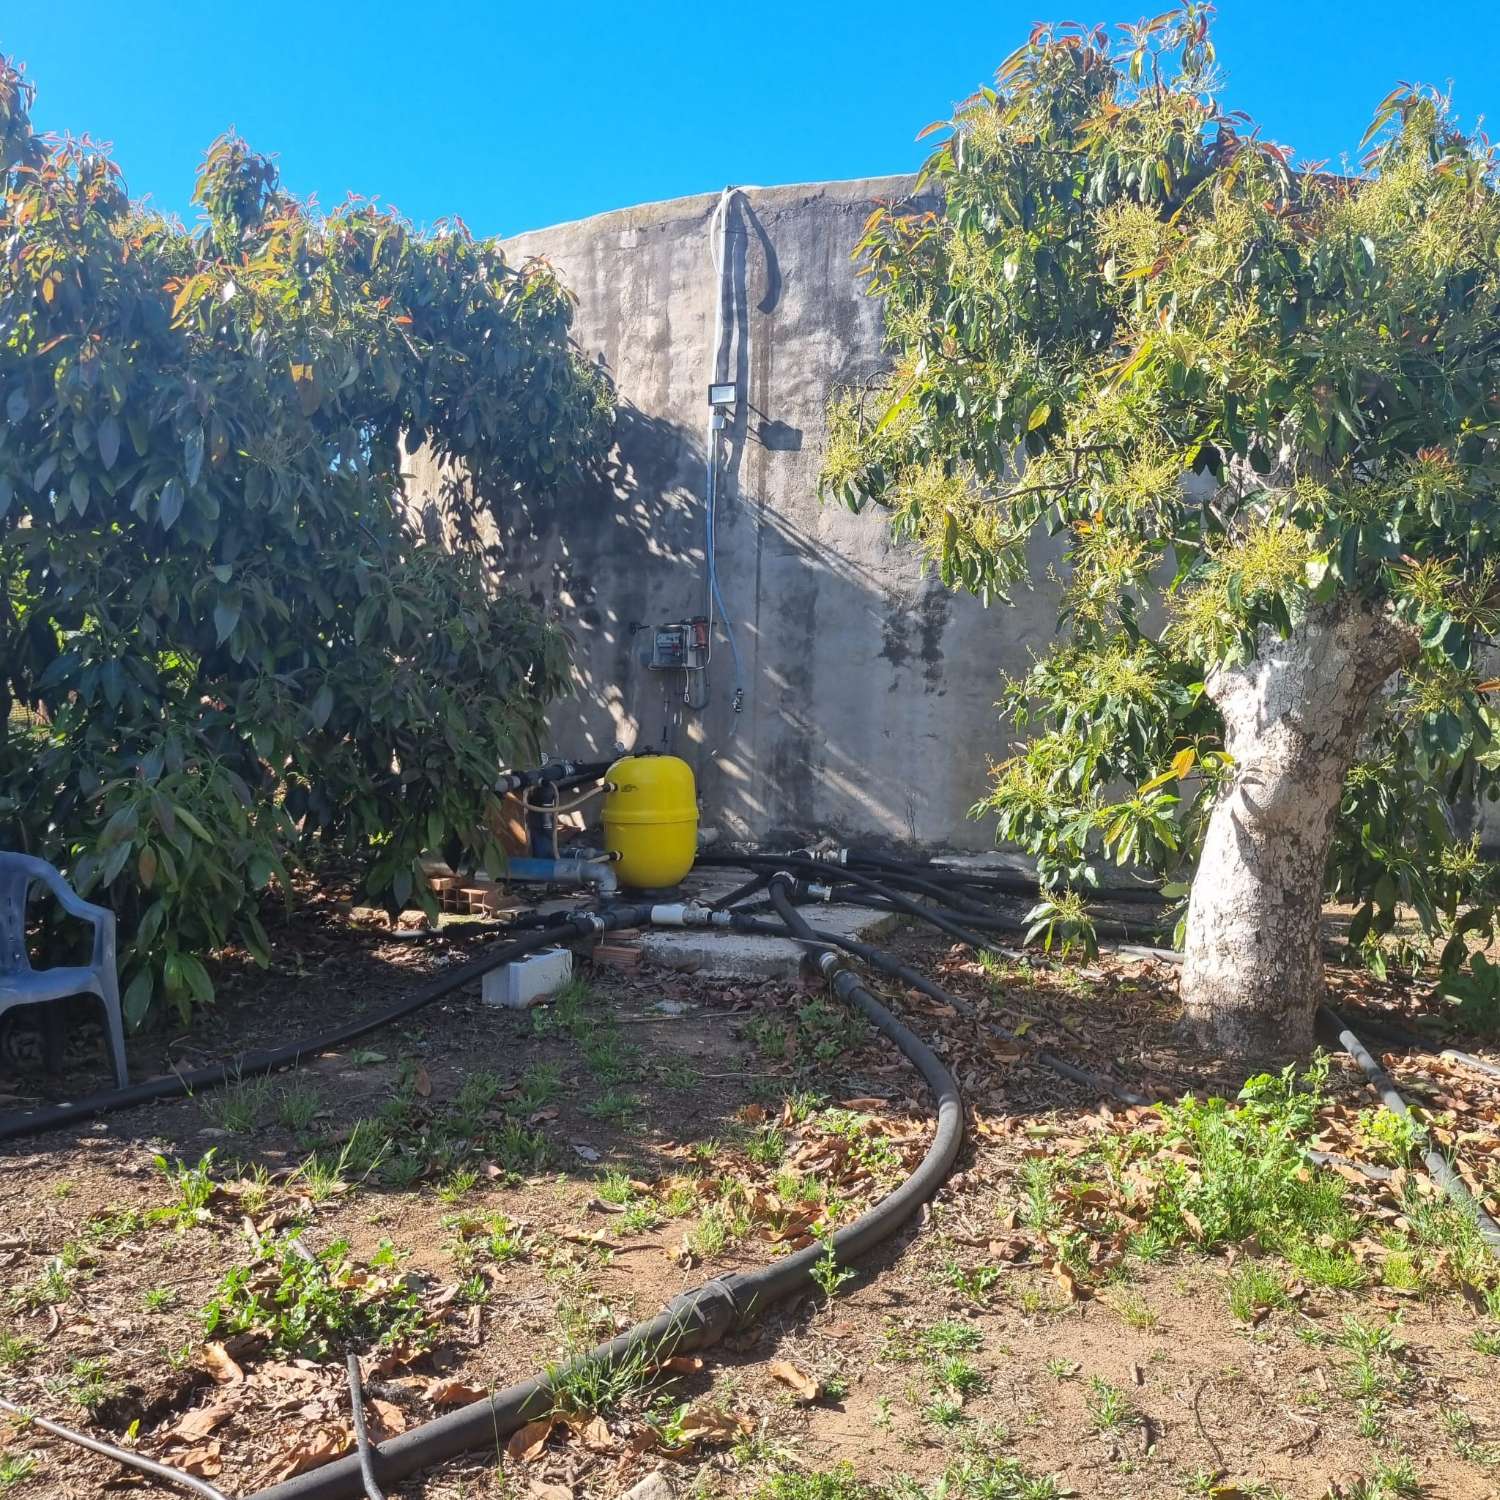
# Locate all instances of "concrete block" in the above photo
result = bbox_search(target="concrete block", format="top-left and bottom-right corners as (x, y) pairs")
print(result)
(482, 947), (573, 1009)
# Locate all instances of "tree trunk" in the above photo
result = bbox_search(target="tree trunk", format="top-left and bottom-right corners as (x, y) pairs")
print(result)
(1179, 602), (1417, 1061)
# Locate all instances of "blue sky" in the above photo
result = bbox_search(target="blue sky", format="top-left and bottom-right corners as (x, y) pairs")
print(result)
(9, 3), (1498, 238)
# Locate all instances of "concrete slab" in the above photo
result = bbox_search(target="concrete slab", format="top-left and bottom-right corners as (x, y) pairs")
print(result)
(633, 869), (904, 980)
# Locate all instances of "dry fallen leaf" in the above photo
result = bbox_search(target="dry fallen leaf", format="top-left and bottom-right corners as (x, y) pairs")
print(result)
(412, 1064), (432, 1098)
(528, 1484), (573, 1500)
(505, 1417), (555, 1462)
(674, 1403), (748, 1445)
(166, 1403), (235, 1444)
(1051, 1260), (1091, 1301)
(369, 1398), (407, 1438)
(426, 1378), (488, 1407)
(199, 1342), (244, 1385)
(271, 1424), (349, 1480)
(176, 1442), (222, 1477)
(768, 1359), (821, 1402)
(664, 1355), (704, 1374)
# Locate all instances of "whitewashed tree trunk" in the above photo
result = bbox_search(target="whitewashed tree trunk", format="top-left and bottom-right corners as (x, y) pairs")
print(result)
(1179, 602), (1418, 1060)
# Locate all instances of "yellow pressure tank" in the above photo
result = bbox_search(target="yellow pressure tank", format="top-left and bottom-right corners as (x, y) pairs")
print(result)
(602, 754), (698, 890)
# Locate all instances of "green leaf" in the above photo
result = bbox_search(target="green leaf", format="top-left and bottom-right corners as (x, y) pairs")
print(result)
(97, 414), (122, 470)
(184, 425), (205, 487)
(213, 594), (241, 645)
(123, 970), (154, 1027)
(310, 684), (334, 729)
(159, 477), (185, 529)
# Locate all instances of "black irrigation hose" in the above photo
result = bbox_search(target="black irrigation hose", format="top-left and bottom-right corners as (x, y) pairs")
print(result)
(1321, 1006), (1500, 1259)
(0, 1394), (229, 1500)
(345, 1356), (386, 1500)
(1328, 1007), (1500, 1086)
(832, 847), (1170, 907)
(0, 907), (656, 1143)
(250, 903), (965, 1500)
(696, 853), (1000, 952)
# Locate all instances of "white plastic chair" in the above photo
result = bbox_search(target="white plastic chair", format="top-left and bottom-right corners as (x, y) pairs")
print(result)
(0, 853), (128, 1088)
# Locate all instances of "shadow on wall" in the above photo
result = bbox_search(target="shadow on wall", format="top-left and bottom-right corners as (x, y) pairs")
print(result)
(407, 178), (1031, 852)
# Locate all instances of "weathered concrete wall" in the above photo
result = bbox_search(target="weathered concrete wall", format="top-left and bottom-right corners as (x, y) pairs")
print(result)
(405, 177), (1062, 851)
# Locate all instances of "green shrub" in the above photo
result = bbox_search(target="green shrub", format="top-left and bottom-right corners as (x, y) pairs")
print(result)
(0, 57), (609, 1024)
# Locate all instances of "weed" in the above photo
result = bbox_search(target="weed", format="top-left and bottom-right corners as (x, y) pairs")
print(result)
(83, 1209), (143, 1245)
(0, 1455), (36, 1493)
(658, 1056), (700, 1090)
(744, 1125), (788, 1167)
(1084, 1376), (1135, 1434)
(583, 1088), (641, 1125)
(295, 1123), (391, 1201)
(942, 1259), (1003, 1305)
(0, 1333), (35, 1369)
(201, 1075), (271, 1133)
(810, 1239), (855, 1301)
(932, 1454), (1064, 1499)
(753, 1466), (872, 1500)
(490, 1120), (550, 1176)
(1108, 1288), (1160, 1330)
(619, 1201), (662, 1234)
(1440, 1405), (1500, 1465)
(275, 1083), (322, 1132)
(1356, 1107), (1428, 1167)
(1227, 1262), (1290, 1324)
(533, 976), (592, 1037)
(437, 1167), (479, 1204)
(201, 1233), (427, 1359)
(546, 1335), (657, 1419)
(143, 1286), (176, 1312)
(150, 1150), (220, 1229)
(596, 1169), (638, 1206)
(689, 1208), (731, 1258)
(1045, 1357), (1077, 1381)
(925, 1389), (966, 1427)
(936, 1355), (985, 1396)
(919, 1320), (984, 1358)
(12, 1258), (72, 1311)
(55, 1356), (117, 1418)
(581, 1033), (639, 1085)
(518, 1062), (563, 1110)
(1471, 1328), (1500, 1356)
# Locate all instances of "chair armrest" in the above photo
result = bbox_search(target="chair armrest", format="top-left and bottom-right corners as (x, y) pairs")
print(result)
(27, 861), (114, 932)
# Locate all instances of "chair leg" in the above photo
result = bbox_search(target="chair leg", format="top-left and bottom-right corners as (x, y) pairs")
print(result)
(97, 978), (129, 1090)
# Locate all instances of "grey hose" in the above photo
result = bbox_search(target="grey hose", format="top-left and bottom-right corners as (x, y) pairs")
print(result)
(0, 1395), (229, 1500)
(1322, 1006), (1500, 1259)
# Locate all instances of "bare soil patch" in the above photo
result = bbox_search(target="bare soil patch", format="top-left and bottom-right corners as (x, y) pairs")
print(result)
(2, 905), (1499, 1500)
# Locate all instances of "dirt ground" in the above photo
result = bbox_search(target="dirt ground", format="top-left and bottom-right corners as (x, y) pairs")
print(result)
(2, 896), (1500, 1500)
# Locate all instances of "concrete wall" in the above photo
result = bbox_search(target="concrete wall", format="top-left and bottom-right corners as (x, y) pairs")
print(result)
(405, 177), (1062, 851)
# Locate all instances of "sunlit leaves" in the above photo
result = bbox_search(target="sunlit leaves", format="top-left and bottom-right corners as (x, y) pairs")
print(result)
(0, 60), (606, 1025)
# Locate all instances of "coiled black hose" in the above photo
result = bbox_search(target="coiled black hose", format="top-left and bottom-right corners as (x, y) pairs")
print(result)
(248, 899), (964, 1500)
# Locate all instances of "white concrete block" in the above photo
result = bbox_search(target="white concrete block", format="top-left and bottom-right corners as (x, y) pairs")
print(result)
(481, 947), (573, 1009)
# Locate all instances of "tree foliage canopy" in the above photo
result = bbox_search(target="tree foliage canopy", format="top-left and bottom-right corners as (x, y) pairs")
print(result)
(0, 58), (612, 1024)
(823, 8), (1500, 985)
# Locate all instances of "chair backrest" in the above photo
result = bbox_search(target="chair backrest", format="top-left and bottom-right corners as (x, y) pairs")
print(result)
(0, 861), (34, 977)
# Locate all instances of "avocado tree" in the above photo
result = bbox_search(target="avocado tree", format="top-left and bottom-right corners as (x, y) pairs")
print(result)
(822, 9), (1500, 1058)
(0, 58), (611, 1024)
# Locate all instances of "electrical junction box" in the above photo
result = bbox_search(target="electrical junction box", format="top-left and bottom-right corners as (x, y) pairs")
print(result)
(648, 617), (709, 672)
(482, 947), (573, 1010)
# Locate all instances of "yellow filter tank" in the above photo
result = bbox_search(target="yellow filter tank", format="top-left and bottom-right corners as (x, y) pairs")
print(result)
(602, 754), (698, 890)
